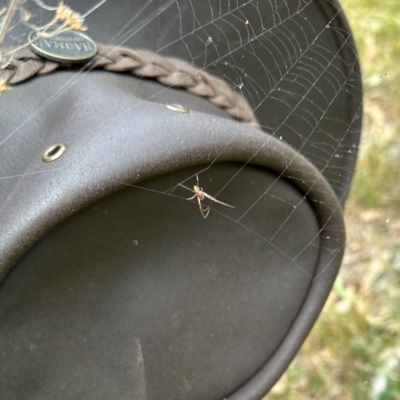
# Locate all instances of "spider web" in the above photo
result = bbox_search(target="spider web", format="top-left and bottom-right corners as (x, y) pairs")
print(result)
(0, 0), (362, 398)
(0, 0), (360, 280)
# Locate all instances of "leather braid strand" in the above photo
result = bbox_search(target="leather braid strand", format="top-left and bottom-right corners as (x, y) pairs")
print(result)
(0, 44), (259, 128)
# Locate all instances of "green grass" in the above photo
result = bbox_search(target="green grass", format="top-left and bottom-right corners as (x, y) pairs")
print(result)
(267, 0), (400, 398)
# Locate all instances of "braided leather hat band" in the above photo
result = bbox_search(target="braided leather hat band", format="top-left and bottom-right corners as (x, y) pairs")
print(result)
(0, 43), (260, 128)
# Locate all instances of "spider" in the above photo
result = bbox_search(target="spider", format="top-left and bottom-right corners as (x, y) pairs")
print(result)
(178, 174), (234, 219)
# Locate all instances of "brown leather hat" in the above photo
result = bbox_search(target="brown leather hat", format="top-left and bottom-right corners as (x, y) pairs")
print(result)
(0, 1), (362, 399)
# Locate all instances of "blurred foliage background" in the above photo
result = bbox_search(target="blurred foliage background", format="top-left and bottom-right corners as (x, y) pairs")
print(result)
(267, 0), (400, 398)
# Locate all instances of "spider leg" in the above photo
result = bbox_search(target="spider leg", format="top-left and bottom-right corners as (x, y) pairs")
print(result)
(197, 196), (210, 219)
(186, 194), (197, 200)
(178, 183), (195, 193)
(202, 192), (235, 208)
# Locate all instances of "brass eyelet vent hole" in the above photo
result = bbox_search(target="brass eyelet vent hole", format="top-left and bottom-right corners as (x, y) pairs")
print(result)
(164, 103), (190, 113)
(42, 143), (66, 163)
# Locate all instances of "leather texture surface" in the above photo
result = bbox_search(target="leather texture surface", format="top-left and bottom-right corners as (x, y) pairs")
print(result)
(0, 166), (319, 400)
(0, 72), (344, 399)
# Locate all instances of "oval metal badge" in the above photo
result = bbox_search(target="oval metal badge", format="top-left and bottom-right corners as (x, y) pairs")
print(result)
(29, 30), (97, 63)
